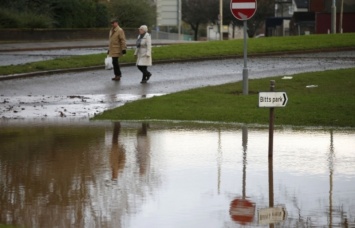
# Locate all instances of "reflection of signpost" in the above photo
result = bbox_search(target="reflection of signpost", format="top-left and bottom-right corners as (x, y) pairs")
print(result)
(230, 198), (255, 225)
(258, 206), (287, 225)
(229, 126), (255, 225)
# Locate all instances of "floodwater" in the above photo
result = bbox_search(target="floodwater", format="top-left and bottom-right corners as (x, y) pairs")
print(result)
(0, 120), (354, 228)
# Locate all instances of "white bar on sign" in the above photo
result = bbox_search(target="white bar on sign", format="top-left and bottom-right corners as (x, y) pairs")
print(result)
(232, 3), (256, 9)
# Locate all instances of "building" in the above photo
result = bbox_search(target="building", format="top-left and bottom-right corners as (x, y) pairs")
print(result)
(267, 0), (355, 36)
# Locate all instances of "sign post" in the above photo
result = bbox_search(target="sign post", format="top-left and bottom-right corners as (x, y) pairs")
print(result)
(258, 81), (288, 157)
(230, 0), (257, 95)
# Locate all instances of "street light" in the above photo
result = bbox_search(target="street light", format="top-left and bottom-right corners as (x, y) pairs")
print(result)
(331, 0), (336, 34)
(220, 0), (223, 40)
(339, 0), (343, 33)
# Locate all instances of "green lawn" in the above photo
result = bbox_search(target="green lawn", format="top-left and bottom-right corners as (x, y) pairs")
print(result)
(2, 33), (355, 127)
(1, 33), (355, 76)
(93, 68), (355, 127)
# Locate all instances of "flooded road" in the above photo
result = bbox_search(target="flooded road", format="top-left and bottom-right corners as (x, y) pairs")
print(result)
(0, 121), (354, 227)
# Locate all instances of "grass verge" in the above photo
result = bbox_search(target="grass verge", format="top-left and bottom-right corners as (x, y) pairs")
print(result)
(1, 33), (355, 76)
(92, 68), (355, 127)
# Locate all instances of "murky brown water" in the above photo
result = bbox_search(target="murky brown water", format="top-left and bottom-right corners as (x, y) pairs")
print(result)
(0, 120), (354, 228)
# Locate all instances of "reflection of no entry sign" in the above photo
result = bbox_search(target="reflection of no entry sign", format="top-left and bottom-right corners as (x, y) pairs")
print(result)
(230, 198), (255, 225)
(230, 0), (257, 20)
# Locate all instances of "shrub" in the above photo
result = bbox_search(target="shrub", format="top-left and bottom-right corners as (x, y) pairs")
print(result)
(0, 9), (21, 28)
(21, 12), (53, 28)
(0, 8), (52, 28)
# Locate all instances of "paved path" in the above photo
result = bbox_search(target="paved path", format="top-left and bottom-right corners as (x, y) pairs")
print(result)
(0, 39), (193, 52)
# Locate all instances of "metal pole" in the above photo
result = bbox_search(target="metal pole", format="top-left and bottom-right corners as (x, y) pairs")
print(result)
(339, 0), (343, 33)
(331, 0), (336, 34)
(268, 80), (275, 158)
(178, 0), (182, 40)
(219, 0), (223, 40)
(242, 20), (249, 95)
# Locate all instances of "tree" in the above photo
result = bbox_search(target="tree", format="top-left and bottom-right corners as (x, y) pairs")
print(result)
(109, 0), (156, 28)
(246, 0), (274, 37)
(182, 0), (219, 41)
(0, 0), (53, 28)
(50, 0), (97, 28)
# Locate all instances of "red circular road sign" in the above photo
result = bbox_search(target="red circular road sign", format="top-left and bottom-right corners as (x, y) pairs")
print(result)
(230, 0), (257, 21)
(229, 198), (255, 225)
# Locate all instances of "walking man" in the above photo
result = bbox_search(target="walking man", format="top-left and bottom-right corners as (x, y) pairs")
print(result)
(108, 19), (127, 81)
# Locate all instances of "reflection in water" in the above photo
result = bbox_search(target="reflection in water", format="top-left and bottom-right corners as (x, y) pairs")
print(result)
(111, 122), (126, 180)
(136, 123), (150, 176)
(0, 122), (160, 228)
(0, 122), (354, 227)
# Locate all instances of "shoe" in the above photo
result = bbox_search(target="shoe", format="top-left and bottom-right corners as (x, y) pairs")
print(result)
(146, 72), (152, 81)
(140, 75), (147, 84)
(112, 75), (121, 81)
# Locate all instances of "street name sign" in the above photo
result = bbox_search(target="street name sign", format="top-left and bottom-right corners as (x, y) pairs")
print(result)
(258, 92), (288, 108)
(230, 0), (257, 21)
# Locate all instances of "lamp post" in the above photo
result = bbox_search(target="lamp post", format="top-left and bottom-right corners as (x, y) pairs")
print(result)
(178, 0), (182, 39)
(331, 0), (336, 34)
(339, 0), (343, 33)
(220, 0), (223, 40)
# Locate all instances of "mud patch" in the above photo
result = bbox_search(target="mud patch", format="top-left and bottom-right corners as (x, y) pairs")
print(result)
(0, 94), (163, 119)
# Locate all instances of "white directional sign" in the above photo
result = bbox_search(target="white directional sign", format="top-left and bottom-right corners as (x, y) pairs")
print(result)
(258, 92), (288, 108)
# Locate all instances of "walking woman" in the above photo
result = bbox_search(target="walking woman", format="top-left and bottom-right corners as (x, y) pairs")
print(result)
(134, 25), (152, 83)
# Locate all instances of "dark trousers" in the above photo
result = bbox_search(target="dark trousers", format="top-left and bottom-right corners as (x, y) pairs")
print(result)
(112, 57), (121, 76)
(137, 65), (150, 76)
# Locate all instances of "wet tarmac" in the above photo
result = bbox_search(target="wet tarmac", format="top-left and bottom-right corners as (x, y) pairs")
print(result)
(0, 39), (193, 66)
(0, 50), (354, 119)
(0, 47), (106, 66)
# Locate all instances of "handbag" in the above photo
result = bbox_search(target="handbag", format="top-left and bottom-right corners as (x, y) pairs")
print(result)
(105, 56), (113, 70)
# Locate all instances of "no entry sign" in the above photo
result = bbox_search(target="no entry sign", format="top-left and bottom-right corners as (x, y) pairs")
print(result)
(230, 0), (257, 20)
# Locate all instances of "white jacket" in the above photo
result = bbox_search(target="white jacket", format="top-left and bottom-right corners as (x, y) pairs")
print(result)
(134, 33), (152, 66)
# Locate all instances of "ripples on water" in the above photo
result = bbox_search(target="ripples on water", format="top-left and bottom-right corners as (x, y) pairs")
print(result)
(0, 121), (354, 227)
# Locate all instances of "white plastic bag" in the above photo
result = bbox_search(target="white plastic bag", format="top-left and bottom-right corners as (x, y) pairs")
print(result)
(105, 56), (113, 70)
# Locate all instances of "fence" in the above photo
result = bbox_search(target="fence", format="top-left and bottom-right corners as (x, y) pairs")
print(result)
(0, 28), (193, 42)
